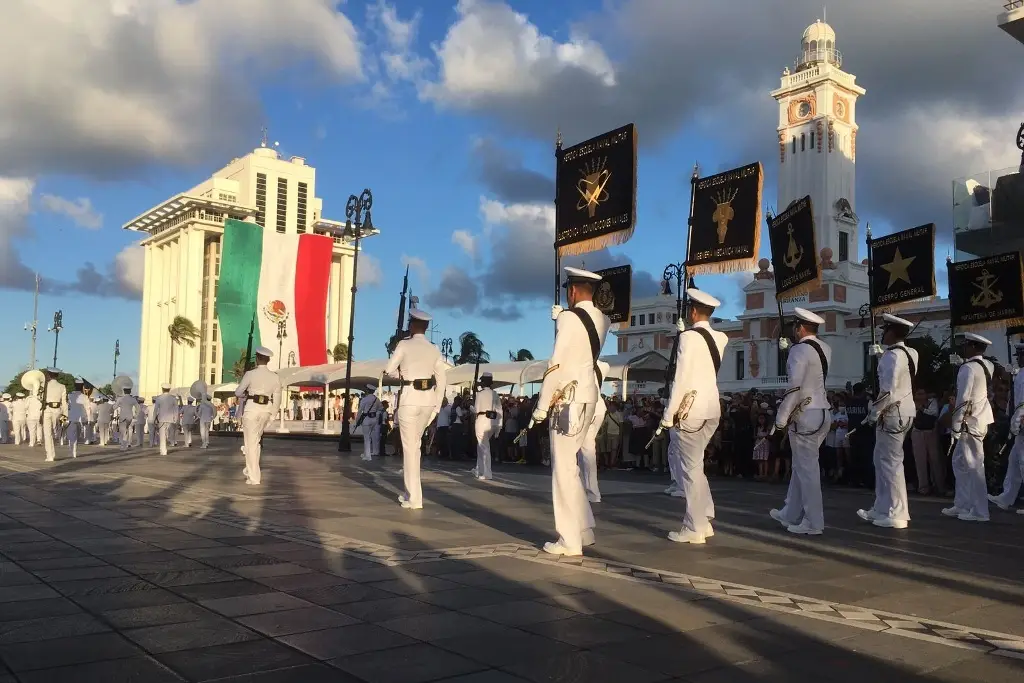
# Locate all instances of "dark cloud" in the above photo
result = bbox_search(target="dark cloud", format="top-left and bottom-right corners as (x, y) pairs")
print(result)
(471, 137), (553, 203)
(425, 266), (480, 314)
(52, 262), (141, 301)
(479, 305), (523, 321)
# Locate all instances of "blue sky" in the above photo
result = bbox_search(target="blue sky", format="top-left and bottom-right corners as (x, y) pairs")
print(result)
(1, 0), (1020, 387)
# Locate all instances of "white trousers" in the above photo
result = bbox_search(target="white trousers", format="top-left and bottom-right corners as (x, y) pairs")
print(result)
(158, 422), (173, 455)
(550, 402), (597, 554)
(362, 421), (380, 460)
(182, 423), (194, 447)
(148, 422), (158, 447)
(118, 420), (134, 450)
(12, 418), (26, 445)
(778, 409), (829, 531)
(67, 422), (83, 458)
(474, 417), (498, 480)
(397, 404), (432, 507)
(242, 410), (273, 484)
(952, 431), (989, 519)
(98, 422), (110, 446)
(577, 399), (605, 501)
(28, 418), (40, 447)
(42, 410), (60, 461)
(992, 437), (1024, 508)
(200, 420), (211, 448)
(869, 426), (911, 522)
(674, 417), (719, 533)
(0, 420), (7, 444)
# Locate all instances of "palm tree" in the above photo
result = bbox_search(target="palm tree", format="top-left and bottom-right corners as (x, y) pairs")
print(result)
(455, 332), (489, 365)
(509, 348), (534, 362)
(168, 315), (200, 385)
(331, 342), (349, 362)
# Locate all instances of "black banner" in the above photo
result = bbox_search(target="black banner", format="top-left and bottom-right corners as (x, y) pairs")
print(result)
(555, 124), (637, 256)
(687, 162), (763, 275)
(768, 196), (819, 299)
(593, 265), (631, 323)
(869, 223), (936, 310)
(948, 251), (1024, 331)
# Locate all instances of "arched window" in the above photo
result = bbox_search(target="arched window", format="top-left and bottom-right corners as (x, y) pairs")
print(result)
(809, 40), (817, 52)
(810, 131), (815, 148)
(792, 137), (797, 153)
(801, 134), (806, 151)
(825, 40), (833, 51)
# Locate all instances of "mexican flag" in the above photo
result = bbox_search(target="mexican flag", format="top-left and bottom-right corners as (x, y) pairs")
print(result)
(216, 219), (334, 370)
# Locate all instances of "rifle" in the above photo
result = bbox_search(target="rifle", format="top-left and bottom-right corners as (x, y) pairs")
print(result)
(387, 267), (410, 356)
(243, 312), (256, 373)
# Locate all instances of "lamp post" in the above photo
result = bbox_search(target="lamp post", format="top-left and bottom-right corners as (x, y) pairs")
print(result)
(48, 310), (63, 368)
(287, 351), (296, 368)
(337, 188), (373, 452)
(441, 337), (453, 363)
(663, 264), (685, 323)
(276, 319), (288, 370)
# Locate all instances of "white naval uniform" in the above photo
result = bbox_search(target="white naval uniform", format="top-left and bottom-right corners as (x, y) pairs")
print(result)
(42, 380), (68, 461)
(85, 398), (97, 444)
(472, 387), (503, 480)
(578, 361), (610, 502)
(991, 368), (1024, 510)
(865, 342), (918, 525)
(66, 390), (89, 458)
(153, 393), (180, 455)
(665, 321), (729, 537)
(235, 365), (281, 485)
(115, 395), (137, 450)
(96, 401), (113, 446)
(0, 400), (8, 444)
(950, 356), (994, 520)
(357, 394), (382, 461)
(181, 404), (198, 447)
(774, 336), (832, 532)
(537, 301), (610, 554)
(385, 334), (447, 508)
(147, 402), (158, 446)
(199, 400), (216, 448)
(11, 398), (28, 445)
(26, 396), (42, 447)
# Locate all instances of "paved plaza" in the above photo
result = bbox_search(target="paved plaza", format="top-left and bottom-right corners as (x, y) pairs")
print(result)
(1, 438), (1023, 682)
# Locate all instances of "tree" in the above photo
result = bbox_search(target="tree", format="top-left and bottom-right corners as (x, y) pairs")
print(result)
(98, 383), (114, 398)
(4, 369), (76, 397)
(509, 349), (534, 362)
(331, 342), (349, 362)
(168, 315), (200, 385)
(455, 332), (489, 365)
(906, 335), (956, 395)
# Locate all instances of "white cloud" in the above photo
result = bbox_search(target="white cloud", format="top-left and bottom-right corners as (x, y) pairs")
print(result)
(358, 253), (383, 287)
(38, 194), (103, 229)
(363, 0), (431, 109)
(401, 254), (430, 286)
(113, 242), (145, 296)
(0, 177), (37, 290)
(451, 230), (478, 261)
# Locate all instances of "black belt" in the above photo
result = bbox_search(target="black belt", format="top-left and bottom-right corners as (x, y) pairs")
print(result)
(250, 395), (270, 405)
(478, 411), (498, 419)
(366, 411), (377, 418)
(403, 378), (435, 390)
(46, 402), (61, 409)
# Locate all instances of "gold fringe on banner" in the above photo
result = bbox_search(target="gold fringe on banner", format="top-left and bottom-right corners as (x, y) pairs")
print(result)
(955, 317), (1024, 334)
(870, 222), (936, 315)
(686, 166), (763, 277)
(556, 226), (636, 257)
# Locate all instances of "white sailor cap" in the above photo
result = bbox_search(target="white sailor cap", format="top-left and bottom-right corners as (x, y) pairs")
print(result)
(44, 367), (61, 374)
(74, 376), (85, 384)
(961, 332), (992, 346)
(1, 393), (9, 400)
(686, 288), (721, 309)
(161, 383), (172, 391)
(254, 345), (274, 358)
(408, 308), (432, 322)
(562, 266), (602, 286)
(366, 384), (377, 392)
(880, 313), (913, 328)
(187, 397), (194, 403)
(16, 392), (25, 398)
(793, 307), (825, 325)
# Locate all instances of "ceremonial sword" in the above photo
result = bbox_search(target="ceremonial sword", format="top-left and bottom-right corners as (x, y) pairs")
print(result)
(513, 379), (575, 445)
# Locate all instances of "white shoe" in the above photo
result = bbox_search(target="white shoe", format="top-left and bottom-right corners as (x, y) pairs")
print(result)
(856, 509), (878, 522)
(941, 506), (963, 517)
(400, 500), (422, 510)
(542, 541), (581, 557)
(872, 517), (908, 529)
(476, 475), (488, 481)
(581, 529), (596, 547)
(769, 509), (789, 528)
(987, 495), (1011, 512)
(670, 490), (686, 498)
(668, 529), (706, 544)
(245, 480), (260, 486)
(587, 494), (601, 503)
(787, 521), (823, 536)
(957, 512), (989, 522)
(469, 468), (478, 477)
(704, 525), (715, 538)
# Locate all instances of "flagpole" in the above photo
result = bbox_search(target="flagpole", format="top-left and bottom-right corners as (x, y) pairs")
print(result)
(553, 129), (563, 340)
(664, 163), (700, 390)
(866, 222), (878, 393)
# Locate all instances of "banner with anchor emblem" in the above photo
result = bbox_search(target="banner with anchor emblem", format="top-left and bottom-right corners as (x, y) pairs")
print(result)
(869, 223), (936, 311)
(555, 124), (637, 256)
(947, 251), (1024, 331)
(592, 265), (632, 323)
(768, 196), (819, 299)
(687, 162), (763, 275)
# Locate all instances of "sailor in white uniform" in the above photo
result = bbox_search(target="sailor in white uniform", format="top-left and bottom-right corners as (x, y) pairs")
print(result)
(181, 398), (198, 447)
(578, 360), (610, 502)
(41, 368), (67, 462)
(471, 372), (503, 480)
(66, 378), (90, 458)
(26, 390), (42, 447)
(943, 333), (994, 522)
(384, 309), (447, 509)
(656, 289), (729, 544)
(235, 347), (280, 485)
(989, 341), (1024, 513)
(199, 394), (216, 448)
(96, 398), (113, 446)
(857, 314), (918, 529)
(769, 308), (832, 535)
(153, 384), (180, 456)
(532, 267), (611, 556)
(115, 389), (137, 450)
(147, 397), (158, 447)
(11, 393), (28, 445)
(0, 394), (9, 444)
(357, 385), (383, 461)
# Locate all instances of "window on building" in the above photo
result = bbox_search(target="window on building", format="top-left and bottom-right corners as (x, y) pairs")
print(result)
(276, 178), (288, 233)
(810, 131), (815, 148)
(792, 136), (796, 153)
(630, 315), (636, 326)
(296, 182), (308, 234)
(838, 231), (849, 262)
(736, 349), (745, 381)
(801, 133), (806, 151)
(863, 341), (872, 378)
(255, 173), (267, 227)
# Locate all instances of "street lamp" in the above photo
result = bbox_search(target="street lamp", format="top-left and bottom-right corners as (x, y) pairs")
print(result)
(663, 264), (686, 323)
(276, 319), (288, 370)
(287, 351), (296, 368)
(441, 337), (453, 363)
(48, 310), (63, 368)
(337, 188), (373, 452)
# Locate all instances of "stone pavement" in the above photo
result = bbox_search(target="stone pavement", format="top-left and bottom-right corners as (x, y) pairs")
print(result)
(1, 437), (1022, 682)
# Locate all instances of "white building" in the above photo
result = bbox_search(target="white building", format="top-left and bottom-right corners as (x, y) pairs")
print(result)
(124, 143), (375, 398)
(999, 1), (1024, 44)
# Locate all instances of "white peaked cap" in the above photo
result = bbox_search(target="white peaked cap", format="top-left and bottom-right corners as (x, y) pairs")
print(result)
(563, 266), (602, 283)
(1, 393), (10, 399)
(366, 384), (377, 391)
(161, 383), (171, 390)
(44, 367), (60, 374)
(961, 332), (992, 346)
(793, 307), (825, 325)
(254, 345), (274, 358)
(881, 313), (913, 328)
(16, 392), (25, 398)
(409, 308), (432, 322)
(481, 372), (493, 379)
(686, 288), (721, 308)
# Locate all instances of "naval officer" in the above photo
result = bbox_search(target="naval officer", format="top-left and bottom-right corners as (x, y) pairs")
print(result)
(944, 333), (994, 522)
(471, 372), (502, 480)
(384, 309), (447, 509)
(357, 384), (383, 461)
(857, 314), (918, 529)
(235, 346), (280, 485)
(153, 385), (180, 455)
(66, 378), (90, 459)
(769, 308), (832, 535)
(658, 289), (729, 544)
(531, 267), (610, 556)
(41, 368), (67, 462)
(989, 341), (1024, 513)
(115, 388), (137, 450)
(199, 394), (216, 449)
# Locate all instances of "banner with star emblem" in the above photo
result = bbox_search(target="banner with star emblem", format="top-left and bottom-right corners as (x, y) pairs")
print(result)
(947, 251), (1024, 331)
(768, 196), (820, 299)
(592, 265), (631, 323)
(869, 223), (936, 311)
(555, 124), (637, 256)
(687, 162), (763, 275)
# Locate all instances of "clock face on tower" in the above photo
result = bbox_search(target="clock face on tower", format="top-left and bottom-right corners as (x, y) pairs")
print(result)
(834, 99), (847, 119)
(798, 101), (811, 118)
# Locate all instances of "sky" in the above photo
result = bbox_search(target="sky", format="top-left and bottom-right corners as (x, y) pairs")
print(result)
(2, 0), (1022, 388)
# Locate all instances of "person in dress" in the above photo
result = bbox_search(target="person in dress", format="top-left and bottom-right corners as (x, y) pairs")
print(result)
(753, 412), (771, 479)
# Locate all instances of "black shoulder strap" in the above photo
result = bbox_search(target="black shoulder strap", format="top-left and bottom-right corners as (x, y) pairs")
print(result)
(968, 359), (992, 396)
(569, 308), (603, 384)
(687, 327), (722, 375)
(799, 339), (829, 383)
(891, 345), (917, 379)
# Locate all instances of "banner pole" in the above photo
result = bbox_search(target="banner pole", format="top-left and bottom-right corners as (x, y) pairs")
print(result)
(553, 129), (563, 341)
(664, 164), (700, 390)
(865, 223), (878, 393)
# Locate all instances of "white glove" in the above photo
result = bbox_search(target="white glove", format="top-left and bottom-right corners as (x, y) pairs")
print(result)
(779, 337), (791, 350)
(1012, 365), (1020, 376)
(532, 408), (548, 423)
(868, 344), (884, 357)
(769, 425), (779, 436)
(551, 305), (563, 320)
(658, 420), (672, 432)
(676, 318), (686, 333)
(949, 353), (964, 365)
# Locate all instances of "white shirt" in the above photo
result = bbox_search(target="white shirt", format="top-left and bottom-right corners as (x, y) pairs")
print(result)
(1009, 370), (1024, 416)
(26, 396), (42, 418)
(96, 402), (114, 424)
(472, 388), (503, 429)
(153, 393), (180, 424)
(777, 335), (832, 426)
(116, 395), (137, 421)
(67, 391), (90, 422)
(136, 403), (149, 424)
(953, 355), (994, 433)
(181, 405), (198, 425)
(384, 334), (447, 409)
(539, 301), (610, 408)
(870, 342), (919, 426)
(235, 365), (281, 415)
(11, 398), (27, 420)
(358, 394), (382, 423)
(44, 379), (68, 414)
(199, 400), (216, 422)
(665, 321), (729, 421)
(0, 402), (8, 421)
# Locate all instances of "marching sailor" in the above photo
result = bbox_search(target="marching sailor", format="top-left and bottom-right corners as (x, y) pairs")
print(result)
(943, 333), (994, 522)
(199, 394), (216, 449)
(147, 397), (158, 447)
(990, 341), (1024, 513)
(531, 267), (610, 556)
(11, 393), (28, 446)
(66, 378), (90, 458)
(181, 398), (198, 448)
(471, 372), (503, 480)
(41, 368), (67, 462)
(657, 289), (729, 544)
(356, 384), (382, 462)
(26, 389), (42, 447)
(96, 397), (113, 446)
(0, 394), (9, 444)
(235, 346), (280, 485)
(578, 360), (610, 502)
(384, 309), (447, 509)
(115, 388), (137, 450)
(857, 314), (917, 529)
(154, 385), (180, 456)
(769, 308), (832, 535)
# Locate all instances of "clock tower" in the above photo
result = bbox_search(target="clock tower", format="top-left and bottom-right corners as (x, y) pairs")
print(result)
(772, 20), (865, 264)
